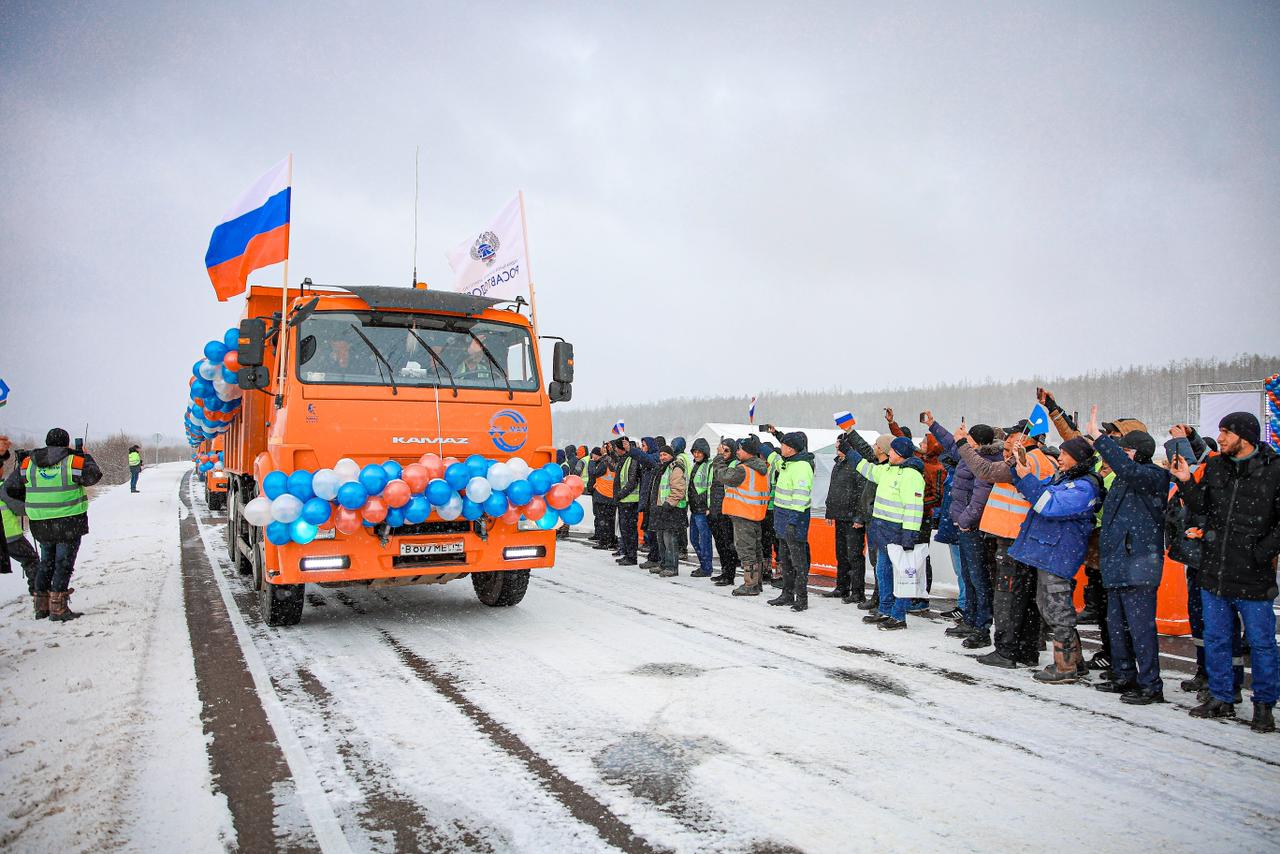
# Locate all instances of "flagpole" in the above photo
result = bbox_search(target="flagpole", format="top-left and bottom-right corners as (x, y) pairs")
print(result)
(518, 190), (537, 331)
(276, 153), (293, 407)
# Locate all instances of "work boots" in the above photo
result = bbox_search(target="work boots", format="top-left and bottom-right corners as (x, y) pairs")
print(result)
(1033, 640), (1079, 684)
(732, 563), (761, 597)
(1252, 703), (1275, 734)
(791, 569), (809, 612)
(33, 592), (50, 620)
(1071, 631), (1088, 678)
(47, 591), (82, 622)
(713, 566), (737, 586)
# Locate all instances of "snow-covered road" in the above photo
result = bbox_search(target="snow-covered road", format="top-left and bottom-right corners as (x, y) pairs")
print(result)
(3, 465), (1278, 853)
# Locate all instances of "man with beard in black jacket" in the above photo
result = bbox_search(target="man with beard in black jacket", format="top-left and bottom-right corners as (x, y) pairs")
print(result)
(708, 439), (741, 586)
(823, 431), (871, 603)
(4, 428), (103, 621)
(613, 437), (644, 566)
(1173, 412), (1280, 733)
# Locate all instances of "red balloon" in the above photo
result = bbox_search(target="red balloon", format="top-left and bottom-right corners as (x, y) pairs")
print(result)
(334, 507), (362, 535)
(523, 496), (547, 521)
(500, 505), (522, 525)
(443, 456), (460, 468)
(563, 475), (585, 499)
(362, 496), (388, 523)
(545, 483), (572, 511)
(422, 457), (445, 480)
(223, 350), (241, 371)
(419, 452), (441, 467)
(383, 479), (411, 508)
(402, 463), (430, 493)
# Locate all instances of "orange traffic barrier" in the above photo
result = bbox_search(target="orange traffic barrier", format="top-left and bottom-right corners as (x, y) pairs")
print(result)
(1072, 556), (1190, 637)
(808, 518), (837, 578)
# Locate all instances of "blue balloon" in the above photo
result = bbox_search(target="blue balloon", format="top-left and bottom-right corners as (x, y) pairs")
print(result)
(359, 463), (389, 495)
(290, 519), (319, 545)
(535, 509), (560, 530)
(483, 492), (508, 517)
(287, 470), (314, 501)
(221, 366), (238, 385)
(204, 340), (229, 363)
(465, 454), (489, 477)
(301, 497), (331, 525)
(336, 481), (369, 510)
(506, 479), (532, 506)
(382, 460), (403, 481)
(560, 501), (585, 525)
(385, 507), (406, 528)
(266, 521), (292, 545)
(540, 462), (564, 485)
(527, 469), (551, 496)
(461, 498), (485, 521)
(199, 462), (212, 473)
(192, 379), (214, 399)
(262, 471), (288, 499)
(444, 463), (470, 491)
(192, 360), (205, 379)
(426, 478), (453, 506)
(404, 495), (431, 524)
(223, 328), (239, 350)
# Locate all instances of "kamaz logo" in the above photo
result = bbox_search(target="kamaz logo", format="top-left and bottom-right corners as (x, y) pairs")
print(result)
(391, 436), (470, 445)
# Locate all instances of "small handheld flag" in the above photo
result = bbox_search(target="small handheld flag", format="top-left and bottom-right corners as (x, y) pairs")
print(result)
(834, 411), (856, 430)
(611, 420), (625, 436)
(748, 395), (758, 425)
(205, 157), (292, 302)
(1026, 402), (1051, 437)
(0, 376), (9, 408)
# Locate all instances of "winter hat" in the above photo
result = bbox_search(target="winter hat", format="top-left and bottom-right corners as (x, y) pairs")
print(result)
(672, 436), (686, 453)
(720, 437), (739, 456)
(1120, 430), (1157, 462)
(780, 431), (808, 453)
(691, 437), (711, 458)
(969, 424), (996, 446)
(1060, 437), (1095, 467)
(1102, 418), (1148, 436)
(659, 444), (675, 457)
(1218, 412), (1261, 446)
(760, 441), (777, 457)
(642, 437), (656, 453)
(590, 446), (602, 456)
(739, 435), (761, 457)
(556, 449), (565, 464)
(563, 444), (577, 459)
(46, 428), (70, 448)
(897, 425), (913, 439)
(655, 436), (667, 449)
(890, 436), (914, 460)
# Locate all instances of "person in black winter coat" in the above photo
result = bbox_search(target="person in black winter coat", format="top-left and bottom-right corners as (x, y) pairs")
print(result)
(1173, 412), (1280, 733)
(4, 428), (103, 620)
(687, 438), (716, 577)
(823, 431), (871, 603)
(613, 437), (645, 564)
(708, 438), (741, 586)
(588, 446), (619, 551)
(629, 437), (662, 568)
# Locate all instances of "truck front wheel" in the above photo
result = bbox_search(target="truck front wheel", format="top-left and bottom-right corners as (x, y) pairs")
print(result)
(472, 569), (530, 607)
(261, 580), (305, 626)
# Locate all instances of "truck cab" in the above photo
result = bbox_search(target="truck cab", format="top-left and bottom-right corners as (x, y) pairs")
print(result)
(223, 283), (573, 625)
(200, 436), (228, 510)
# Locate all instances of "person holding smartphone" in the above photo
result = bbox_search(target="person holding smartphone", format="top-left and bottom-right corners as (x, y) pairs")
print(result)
(3, 428), (102, 621)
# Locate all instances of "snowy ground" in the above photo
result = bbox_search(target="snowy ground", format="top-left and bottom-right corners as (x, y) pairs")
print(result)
(2, 464), (1278, 853)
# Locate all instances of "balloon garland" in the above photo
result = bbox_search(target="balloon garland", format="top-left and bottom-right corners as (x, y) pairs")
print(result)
(184, 327), (244, 448)
(243, 453), (586, 545)
(1266, 373), (1279, 451)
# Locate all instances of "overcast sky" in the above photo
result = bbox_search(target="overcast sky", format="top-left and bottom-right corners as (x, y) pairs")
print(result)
(1, 1), (1277, 443)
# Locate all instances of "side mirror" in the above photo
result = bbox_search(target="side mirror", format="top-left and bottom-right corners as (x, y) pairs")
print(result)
(237, 318), (267, 367)
(552, 341), (574, 383)
(238, 365), (271, 391)
(548, 381), (572, 403)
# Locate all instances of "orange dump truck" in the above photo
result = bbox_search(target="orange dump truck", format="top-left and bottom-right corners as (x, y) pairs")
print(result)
(200, 436), (228, 510)
(223, 282), (574, 625)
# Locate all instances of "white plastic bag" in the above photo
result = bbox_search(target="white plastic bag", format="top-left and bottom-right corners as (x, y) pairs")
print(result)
(888, 543), (929, 599)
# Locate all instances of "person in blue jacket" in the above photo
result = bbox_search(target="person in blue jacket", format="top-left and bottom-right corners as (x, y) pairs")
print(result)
(1008, 437), (1104, 684)
(1086, 405), (1171, 705)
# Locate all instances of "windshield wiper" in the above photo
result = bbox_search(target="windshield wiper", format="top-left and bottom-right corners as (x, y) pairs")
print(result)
(407, 328), (459, 398)
(348, 324), (398, 396)
(466, 330), (513, 400)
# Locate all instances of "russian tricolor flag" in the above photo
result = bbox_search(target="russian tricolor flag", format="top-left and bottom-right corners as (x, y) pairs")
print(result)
(748, 395), (758, 425)
(205, 157), (291, 301)
(612, 420), (626, 436)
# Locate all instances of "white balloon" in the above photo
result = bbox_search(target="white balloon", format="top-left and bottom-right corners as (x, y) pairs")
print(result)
(213, 461), (224, 471)
(334, 458), (360, 482)
(507, 457), (531, 478)
(486, 462), (513, 492)
(198, 359), (218, 381)
(438, 494), (463, 521)
(216, 387), (235, 403)
(212, 373), (228, 394)
(243, 496), (273, 526)
(270, 494), (303, 524)
(465, 476), (492, 503)
(312, 468), (340, 501)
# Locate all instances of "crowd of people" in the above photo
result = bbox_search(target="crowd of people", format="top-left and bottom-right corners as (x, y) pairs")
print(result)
(569, 390), (1279, 735)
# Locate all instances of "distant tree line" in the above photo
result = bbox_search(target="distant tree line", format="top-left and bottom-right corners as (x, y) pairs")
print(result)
(554, 354), (1280, 446)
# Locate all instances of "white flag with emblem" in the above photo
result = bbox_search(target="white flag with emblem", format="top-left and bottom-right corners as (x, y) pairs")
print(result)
(446, 194), (530, 301)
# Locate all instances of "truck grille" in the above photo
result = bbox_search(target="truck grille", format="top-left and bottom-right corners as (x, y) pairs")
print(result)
(392, 553), (468, 569)
(392, 520), (472, 538)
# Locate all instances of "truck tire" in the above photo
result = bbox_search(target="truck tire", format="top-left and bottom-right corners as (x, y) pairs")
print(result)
(209, 491), (226, 511)
(260, 580), (305, 627)
(472, 569), (530, 607)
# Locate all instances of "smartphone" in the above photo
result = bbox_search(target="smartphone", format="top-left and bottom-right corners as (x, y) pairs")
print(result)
(74, 438), (84, 452)
(918, 411), (928, 424)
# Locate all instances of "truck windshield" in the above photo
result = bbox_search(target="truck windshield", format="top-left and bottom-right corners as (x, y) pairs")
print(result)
(296, 311), (539, 392)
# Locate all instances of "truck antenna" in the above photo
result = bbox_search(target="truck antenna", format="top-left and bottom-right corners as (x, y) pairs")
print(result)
(411, 145), (420, 288)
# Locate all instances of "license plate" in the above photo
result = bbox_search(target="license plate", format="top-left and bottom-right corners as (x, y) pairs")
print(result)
(399, 540), (464, 557)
